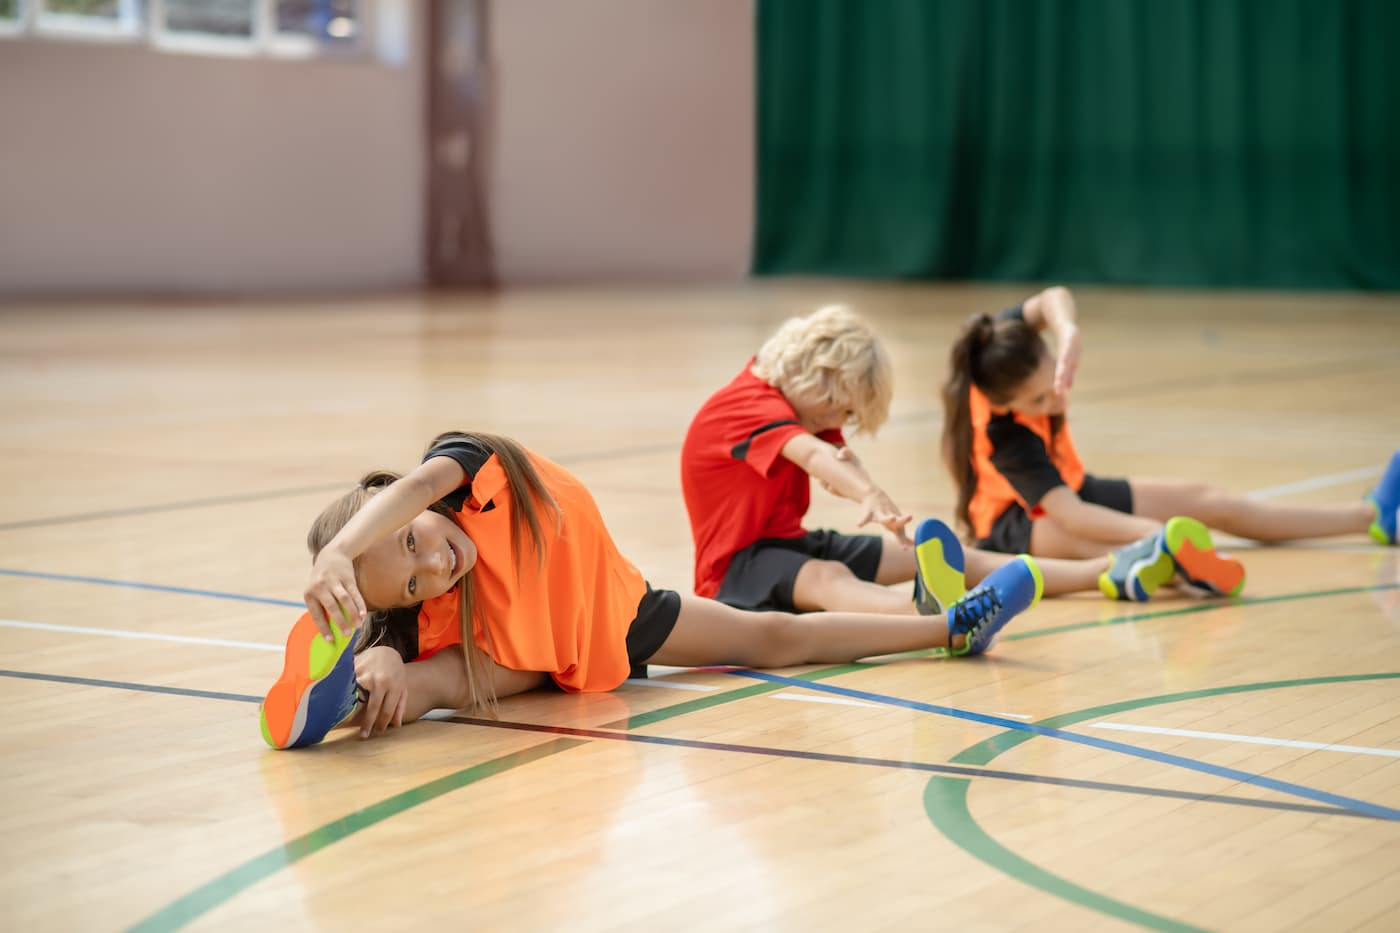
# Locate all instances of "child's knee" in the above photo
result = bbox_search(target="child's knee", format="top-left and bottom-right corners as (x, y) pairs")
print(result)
(748, 611), (806, 667)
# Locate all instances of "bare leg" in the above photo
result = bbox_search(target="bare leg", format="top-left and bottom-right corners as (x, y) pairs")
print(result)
(1130, 478), (1374, 541)
(789, 533), (924, 614)
(1030, 514), (1144, 557)
(965, 546), (1109, 595)
(647, 595), (956, 668)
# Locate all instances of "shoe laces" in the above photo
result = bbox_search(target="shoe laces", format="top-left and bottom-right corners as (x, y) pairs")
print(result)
(953, 586), (1003, 637)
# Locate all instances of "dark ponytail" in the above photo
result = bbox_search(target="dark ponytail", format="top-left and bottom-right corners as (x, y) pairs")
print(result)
(941, 313), (1049, 538)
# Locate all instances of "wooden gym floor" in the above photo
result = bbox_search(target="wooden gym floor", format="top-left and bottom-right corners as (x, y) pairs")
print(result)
(1, 283), (1398, 932)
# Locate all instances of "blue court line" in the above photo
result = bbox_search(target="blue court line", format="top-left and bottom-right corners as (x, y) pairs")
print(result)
(0, 568), (302, 608)
(448, 717), (1364, 821)
(727, 670), (1400, 822)
(0, 662), (1361, 822)
(0, 669), (262, 704)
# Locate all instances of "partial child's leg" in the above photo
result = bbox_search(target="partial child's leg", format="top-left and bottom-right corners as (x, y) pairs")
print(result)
(791, 558), (916, 615)
(1130, 478), (1374, 542)
(650, 557), (1044, 667)
(1029, 514), (1140, 557)
(965, 546), (1108, 594)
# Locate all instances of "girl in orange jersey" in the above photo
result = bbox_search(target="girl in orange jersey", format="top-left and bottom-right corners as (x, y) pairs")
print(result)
(259, 430), (1043, 749)
(940, 286), (1399, 599)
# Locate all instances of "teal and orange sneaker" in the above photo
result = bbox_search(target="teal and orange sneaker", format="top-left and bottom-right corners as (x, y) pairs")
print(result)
(913, 517), (967, 615)
(1098, 530), (1175, 602)
(1161, 516), (1245, 597)
(946, 554), (1043, 656)
(260, 610), (362, 750)
(1366, 450), (1400, 546)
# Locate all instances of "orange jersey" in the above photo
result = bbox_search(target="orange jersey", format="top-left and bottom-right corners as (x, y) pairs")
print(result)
(413, 445), (647, 693)
(967, 386), (1086, 539)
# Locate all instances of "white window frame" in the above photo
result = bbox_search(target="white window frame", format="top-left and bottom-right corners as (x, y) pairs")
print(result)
(0, 0), (376, 60)
(26, 0), (142, 42)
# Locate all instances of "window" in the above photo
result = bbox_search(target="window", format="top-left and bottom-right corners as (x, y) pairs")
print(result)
(277, 0), (358, 44)
(162, 0), (255, 39)
(35, 0), (141, 37)
(1, 0), (382, 59)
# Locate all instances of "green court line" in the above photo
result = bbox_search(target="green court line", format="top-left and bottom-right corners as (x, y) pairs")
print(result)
(126, 738), (583, 933)
(1002, 582), (1400, 644)
(133, 580), (1399, 928)
(617, 582), (1400, 731)
(924, 672), (1400, 931)
(924, 777), (1211, 933)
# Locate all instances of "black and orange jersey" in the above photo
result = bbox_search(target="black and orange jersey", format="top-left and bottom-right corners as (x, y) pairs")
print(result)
(411, 437), (647, 693)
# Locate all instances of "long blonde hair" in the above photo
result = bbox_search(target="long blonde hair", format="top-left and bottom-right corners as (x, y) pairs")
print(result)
(306, 431), (559, 713)
(751, 304), (893, 434)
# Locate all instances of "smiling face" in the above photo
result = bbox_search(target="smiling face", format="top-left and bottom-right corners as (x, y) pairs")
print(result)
(357, 509), (477, 610)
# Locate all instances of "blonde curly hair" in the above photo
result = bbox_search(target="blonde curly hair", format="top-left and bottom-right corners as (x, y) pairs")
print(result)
(751, 304), (892, 434)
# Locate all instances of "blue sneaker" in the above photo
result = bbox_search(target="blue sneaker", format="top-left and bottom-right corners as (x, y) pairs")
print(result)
(913, 518), (967, 615)
(1366, 450), (1400, 546)
(1098, 530), (1175, 602)
(260, 610), (363, 749)
(946, 555), (1043, 656)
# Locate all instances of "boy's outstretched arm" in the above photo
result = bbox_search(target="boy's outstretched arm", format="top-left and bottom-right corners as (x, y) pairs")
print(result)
(305, 456), (468, 638)
(780, 433), (913, 545)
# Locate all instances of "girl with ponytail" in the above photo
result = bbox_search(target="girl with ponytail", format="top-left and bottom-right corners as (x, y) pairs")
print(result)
(941, 287), (1398, 603)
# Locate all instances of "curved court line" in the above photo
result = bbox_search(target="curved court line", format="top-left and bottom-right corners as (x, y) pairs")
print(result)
(613, 581), (1400, 730)
(923, 672), (1400, 932)
(725, 669), (1400, 821)
(446, 716), (1364, 819)
(117, 701), (1370, 933)
(0, 568), (302, 607)
(924, 778), (1210, 933)
(117, 584), (1396, 928)
(126, 738), (585, 933)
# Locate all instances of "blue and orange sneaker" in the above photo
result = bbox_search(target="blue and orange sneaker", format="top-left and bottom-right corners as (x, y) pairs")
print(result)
(1098, 530), (1175, 602)
(1161, 516), (1245, 597)
(1366, 450), (1400, 546)
(260, 610), (362, 750)
(913, 518), (967, 615)
(946, 555), (1043, 656)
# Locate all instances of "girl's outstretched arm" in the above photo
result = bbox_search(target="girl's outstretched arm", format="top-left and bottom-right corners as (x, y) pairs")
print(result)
(781, 433), (913, 545)
(1022, 286), (1082, 395)
(305, 456), (468, 638)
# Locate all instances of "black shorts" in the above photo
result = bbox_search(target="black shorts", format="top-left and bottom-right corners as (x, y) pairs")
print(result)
(714, 530), (883, 613)
(625, 583), (682, 679)
(976, 475), (1134, 554)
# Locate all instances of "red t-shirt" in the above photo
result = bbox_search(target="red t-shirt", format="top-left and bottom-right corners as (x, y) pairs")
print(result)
(680, 360), (844, 597)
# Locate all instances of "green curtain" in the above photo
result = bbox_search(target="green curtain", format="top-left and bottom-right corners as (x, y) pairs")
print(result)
(754, 0), (1400, 289)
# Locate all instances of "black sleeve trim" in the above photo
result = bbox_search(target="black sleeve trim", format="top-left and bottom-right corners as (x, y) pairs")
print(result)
(424, 436), (494, 512)
(985, 415), (1065, 507)
(730, 419), (801, 461)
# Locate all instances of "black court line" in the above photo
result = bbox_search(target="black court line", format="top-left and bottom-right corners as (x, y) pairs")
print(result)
(3, 667), (1364, 822)
(0, 484), (345, 532)
(7, 348), (1391, 533)
(444, 716), (1369, 821)
(0, 669), (262, 704)
(0, 444), (678, 533)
